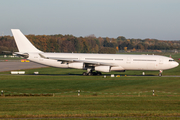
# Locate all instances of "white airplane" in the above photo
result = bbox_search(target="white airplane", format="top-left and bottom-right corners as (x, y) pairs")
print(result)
(11, 29), (179, 76)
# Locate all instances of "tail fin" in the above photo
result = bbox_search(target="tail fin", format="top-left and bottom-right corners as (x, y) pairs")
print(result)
(11, 29), (42, 53)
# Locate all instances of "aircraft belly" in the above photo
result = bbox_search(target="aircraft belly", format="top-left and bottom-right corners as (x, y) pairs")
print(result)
(29, 58), (68, 68)
(42, 59), (68, 68)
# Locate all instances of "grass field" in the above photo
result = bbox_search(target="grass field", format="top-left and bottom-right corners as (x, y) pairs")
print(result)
(0, 55), (21, 60)
(0, 76), (180, 94)
(0, 75), (180, 119)
(0, 53), (180, 119)
(0, 96), (180, 119)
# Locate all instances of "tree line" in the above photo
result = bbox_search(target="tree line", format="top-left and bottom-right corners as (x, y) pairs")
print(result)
(0, 34), (180, 54)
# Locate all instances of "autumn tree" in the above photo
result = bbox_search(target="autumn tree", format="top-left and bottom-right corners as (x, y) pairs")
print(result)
(98, 47), (116, 54)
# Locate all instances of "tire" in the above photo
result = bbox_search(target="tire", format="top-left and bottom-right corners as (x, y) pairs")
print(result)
(158, 73), (162, 77)
(88, 72), (92, 76)
(96, 72), (102, 76)
(83, 72), (87, 76)
(92, 72), (97, 75)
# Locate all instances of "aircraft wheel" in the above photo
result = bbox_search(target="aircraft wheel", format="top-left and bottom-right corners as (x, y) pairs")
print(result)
(88, 72), (93, 76)
(92, 72), (97, 75)
(96, 72), (102, 76)
(83, 72), (87, 76)
(158, 73), (162, 77)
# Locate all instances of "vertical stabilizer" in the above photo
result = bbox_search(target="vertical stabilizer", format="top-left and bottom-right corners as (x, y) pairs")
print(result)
(11, 29), (42, 53)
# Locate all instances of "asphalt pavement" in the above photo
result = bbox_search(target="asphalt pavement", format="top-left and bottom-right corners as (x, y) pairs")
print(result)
(0, 60), (46, 72)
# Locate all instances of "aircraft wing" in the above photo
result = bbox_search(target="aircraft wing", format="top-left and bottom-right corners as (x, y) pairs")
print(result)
(40, 54), (117, 67)
(51, 57), (117, 67)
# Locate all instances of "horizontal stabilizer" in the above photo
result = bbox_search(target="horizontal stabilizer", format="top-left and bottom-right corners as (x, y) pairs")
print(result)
(13, 52), (29, 58)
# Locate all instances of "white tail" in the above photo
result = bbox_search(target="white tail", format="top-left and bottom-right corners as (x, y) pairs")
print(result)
(11, 29), (42, 53)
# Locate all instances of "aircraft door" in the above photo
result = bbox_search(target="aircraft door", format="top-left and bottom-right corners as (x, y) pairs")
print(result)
(159, 58), (163, 64)
(126, 57), (131, 64)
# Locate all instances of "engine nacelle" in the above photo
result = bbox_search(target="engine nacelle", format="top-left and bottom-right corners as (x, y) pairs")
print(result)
(68, 62), (84, 69)
(111, 66), (125, 72)
(95, 66), (111, 72)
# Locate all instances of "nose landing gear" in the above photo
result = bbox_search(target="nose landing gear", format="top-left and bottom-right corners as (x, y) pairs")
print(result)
(158, 70), (163, 77)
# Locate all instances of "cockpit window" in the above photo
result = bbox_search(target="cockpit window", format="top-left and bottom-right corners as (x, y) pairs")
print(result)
(169, 59), (175, 62)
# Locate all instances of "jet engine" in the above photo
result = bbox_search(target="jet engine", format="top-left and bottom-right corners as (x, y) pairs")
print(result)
(111, 66), (125, 72)
(95, 66), (111, 72)
(68, 62), (84, 69)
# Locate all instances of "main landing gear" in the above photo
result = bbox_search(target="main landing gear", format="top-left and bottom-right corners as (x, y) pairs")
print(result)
(158, 70), (163, 77)
(82, 71), (102, 76)
(82, 68), (102, 76)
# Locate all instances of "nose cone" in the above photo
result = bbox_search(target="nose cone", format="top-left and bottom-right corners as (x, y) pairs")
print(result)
(172, 61), (179, 68)
(175, 61), (179, 67)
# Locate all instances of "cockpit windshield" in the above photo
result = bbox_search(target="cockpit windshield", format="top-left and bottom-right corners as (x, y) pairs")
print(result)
(169, 59), (175, 62)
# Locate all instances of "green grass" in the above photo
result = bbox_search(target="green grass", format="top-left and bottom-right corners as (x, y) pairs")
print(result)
(0, 55), (21, 60)
(0, 75), (180, 94)
(0, 75), (180, 119)
(0, 96), (180, 119)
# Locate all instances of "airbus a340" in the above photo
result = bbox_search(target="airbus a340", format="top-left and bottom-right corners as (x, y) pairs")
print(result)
(11, 29), (179, 76)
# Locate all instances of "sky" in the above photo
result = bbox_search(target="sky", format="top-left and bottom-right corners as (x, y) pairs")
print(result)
(0, 0), (180, 40)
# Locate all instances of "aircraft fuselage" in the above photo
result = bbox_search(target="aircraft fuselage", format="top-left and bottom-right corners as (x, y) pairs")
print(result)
(28, 52), (178, 72)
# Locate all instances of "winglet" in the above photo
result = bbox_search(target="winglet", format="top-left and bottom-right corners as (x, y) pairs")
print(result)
(11, 29), (42, 53)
